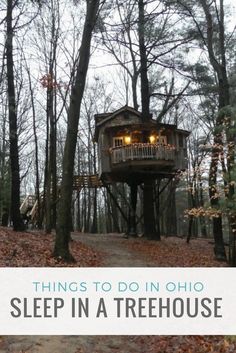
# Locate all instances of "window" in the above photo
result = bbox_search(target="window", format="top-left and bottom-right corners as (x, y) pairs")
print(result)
(113, 137), (123, 147)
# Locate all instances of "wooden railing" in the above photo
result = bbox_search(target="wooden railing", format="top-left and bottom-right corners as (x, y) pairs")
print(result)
(110, 143), (175, 164)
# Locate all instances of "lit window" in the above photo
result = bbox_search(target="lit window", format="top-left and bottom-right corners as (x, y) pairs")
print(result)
(149, 135), (156, 143)
(124, 136), (131, 144)
(113, 137), (123, 147)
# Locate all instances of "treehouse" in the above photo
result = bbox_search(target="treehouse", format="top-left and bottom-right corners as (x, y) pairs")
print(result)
(94, 106), (189, 184)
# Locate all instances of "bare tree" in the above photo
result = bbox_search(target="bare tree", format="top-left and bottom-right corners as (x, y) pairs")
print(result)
(172, 0), (232, 259)
(54, 0), (102, 261)
(6, 0), (25, 230)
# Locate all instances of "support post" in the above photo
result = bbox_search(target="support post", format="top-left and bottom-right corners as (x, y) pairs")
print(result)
(104, 184), (129, 225)
(129, 183), (138, 236)
(154, 180), (161, 240)
(143, 179), (160, 240)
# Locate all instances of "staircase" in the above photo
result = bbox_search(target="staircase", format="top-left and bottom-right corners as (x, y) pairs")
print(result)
(20, 175), (105, 224)
(20, 195), (36, 215)
(73, 174), (104, 191)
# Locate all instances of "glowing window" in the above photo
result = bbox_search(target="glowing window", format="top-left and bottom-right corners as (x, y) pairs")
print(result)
(124, 136), (131, 144)
(149, 135), (156, 143)
(113, 137), (123, 147)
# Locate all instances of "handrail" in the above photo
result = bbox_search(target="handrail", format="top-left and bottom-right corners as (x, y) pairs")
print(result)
(110, 143), (175, 164)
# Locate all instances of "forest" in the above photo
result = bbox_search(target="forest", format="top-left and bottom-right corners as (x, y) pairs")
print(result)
(0, 0), (235, 264)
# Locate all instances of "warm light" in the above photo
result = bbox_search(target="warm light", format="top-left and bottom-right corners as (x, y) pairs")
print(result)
(149, 135), (156, 143)
(124, 136), (131, 144)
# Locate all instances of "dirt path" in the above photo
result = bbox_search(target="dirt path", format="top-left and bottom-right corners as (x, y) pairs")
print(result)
(0, 335), (143, 353)
(72, 232), (154, 266)
(0, 233), (153, 353)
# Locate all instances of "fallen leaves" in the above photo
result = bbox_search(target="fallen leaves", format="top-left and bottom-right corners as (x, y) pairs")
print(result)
(134, 335), (236, 353)
(124, 236), (227, 267)
(72, 336), (236, 353)
(0, 228), (226, 267)
(0, 227), (101, 267)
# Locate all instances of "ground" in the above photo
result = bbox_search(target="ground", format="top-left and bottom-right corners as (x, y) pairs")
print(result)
(0, 228), (234, 353)
(74, 233), (226, 267)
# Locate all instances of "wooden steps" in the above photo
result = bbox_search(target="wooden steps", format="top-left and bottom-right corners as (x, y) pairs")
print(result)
(20, 175), (105, 223)
(20, 195), (36, 215)
(73, 174), (104, 191)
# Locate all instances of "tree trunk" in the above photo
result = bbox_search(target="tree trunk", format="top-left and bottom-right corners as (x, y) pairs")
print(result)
(45, 68), (57, 233)
(54, 0), (100, 261)
(105, 191), (112, 232)
(199, 174), (207, 237)
(91, 144), (98, 233)
(129, 182), (137, 236)
(132, 73), (139, 110)
(143, 180), (160, 240)
(51, 85), (57, 230)
(45, 93), (52, 233)
(166, 181), (177, 236)
(6, 0), (24, 231)
(137, 0), (158, 239)
(28, 66), (41, 228)
(86, 188), (91, 232)
(138, 0), (150, 121)
(91, 188), (98, 233)
(200, 0), (229, 260)
(187, 179), (196, 243)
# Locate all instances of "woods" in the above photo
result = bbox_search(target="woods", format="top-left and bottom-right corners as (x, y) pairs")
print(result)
(0, 0), (235, 263)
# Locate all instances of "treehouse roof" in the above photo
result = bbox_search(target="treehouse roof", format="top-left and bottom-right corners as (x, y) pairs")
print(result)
(94, 105), (189, 142)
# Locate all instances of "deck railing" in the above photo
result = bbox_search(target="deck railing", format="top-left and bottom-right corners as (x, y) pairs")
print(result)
(110, 143), (175, 164)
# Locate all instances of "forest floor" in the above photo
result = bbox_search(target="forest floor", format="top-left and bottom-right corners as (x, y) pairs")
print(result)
(0, 228), (235, 353)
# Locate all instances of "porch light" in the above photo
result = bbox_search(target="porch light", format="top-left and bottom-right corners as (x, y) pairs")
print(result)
(124, 136), (131, 144)
(149, 135), (156, 143)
